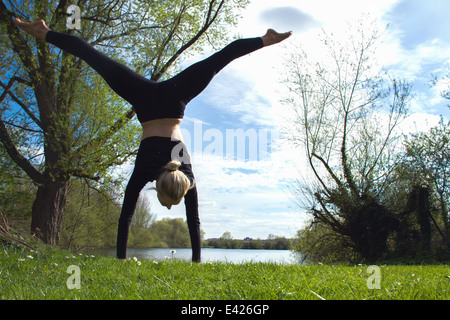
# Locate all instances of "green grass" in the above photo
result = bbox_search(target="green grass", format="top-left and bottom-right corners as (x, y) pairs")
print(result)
(1, 244), (449, 300)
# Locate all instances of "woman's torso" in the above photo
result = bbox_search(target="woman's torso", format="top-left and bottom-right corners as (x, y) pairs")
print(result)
(141, 118), (183, 141)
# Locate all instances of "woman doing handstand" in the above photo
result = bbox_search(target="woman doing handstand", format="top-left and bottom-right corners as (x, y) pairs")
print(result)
(14, 18), (291, 262)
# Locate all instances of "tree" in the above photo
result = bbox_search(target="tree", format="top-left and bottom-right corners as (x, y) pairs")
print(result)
(387, 118), (450, 257)
(217, 231), (241, 248)
(219, 231), (232, 248)
(150, 218), (191, 248)
(0, 0), (248, 245)
(284, 18), (410, 262)
(376, 70), (450, 259)
(401, 119), (450, 235)
(0, 133), (35, 218)
(128, 197), (157, 248)
(431, 68), (450, 108)
(398, 69), (450, 242)
(293, 222), (357, 263)
(264, 234), (290, 250)
(60, 178), (122, 248)
(242, 238), (263, 249)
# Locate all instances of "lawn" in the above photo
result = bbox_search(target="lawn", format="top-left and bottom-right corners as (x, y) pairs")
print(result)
(1, 244), (449, 300)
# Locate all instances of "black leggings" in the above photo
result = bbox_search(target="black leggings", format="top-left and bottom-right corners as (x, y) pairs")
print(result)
(45, 31), (264, 262)
(45, 31), (264, 122)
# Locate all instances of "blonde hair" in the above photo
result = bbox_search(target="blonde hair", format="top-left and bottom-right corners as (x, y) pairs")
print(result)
(156, 160), (194, 201)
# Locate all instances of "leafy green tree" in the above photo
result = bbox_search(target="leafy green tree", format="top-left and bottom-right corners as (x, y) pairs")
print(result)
(61, 179), (121, 248)
(386, 120), (450, 258)
(0, 0), (248, 245)
(0, 133), (35, 219)
(128, 197), (157, 248)
(218, 231), (241, 248)
(150, 218), (190, 248)
(242, 238), (263, 249)
(387, 72), (450, 257)
(293, 222), (358, 264)
(264, 234), (290, 250)
(401, 119), (450, 235)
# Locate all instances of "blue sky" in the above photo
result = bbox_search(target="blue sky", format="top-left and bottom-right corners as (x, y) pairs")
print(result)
(141, 0), (450, 240)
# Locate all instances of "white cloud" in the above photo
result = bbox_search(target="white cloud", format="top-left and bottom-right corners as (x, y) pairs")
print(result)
(237, 0), (401, 35)
(379, 37), (450, 115)
(198, 68), (275, 127)
(258, 6), (320, 33)
(382, 37), (450, 81)
(398, 113), (442, 134)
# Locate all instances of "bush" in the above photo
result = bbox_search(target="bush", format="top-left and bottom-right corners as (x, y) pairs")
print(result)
(292, 222), (359, 264)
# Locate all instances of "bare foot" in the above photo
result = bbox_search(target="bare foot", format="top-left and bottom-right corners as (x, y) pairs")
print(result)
(261, 29), (292, 47)
(13, 18), (50, 40)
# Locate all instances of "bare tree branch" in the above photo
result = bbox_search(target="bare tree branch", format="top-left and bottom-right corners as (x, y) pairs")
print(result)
(0, 117), (43, 184)
(152, 0), (226, 80)
(312, 152), (342, 188)
(0, 1), (40, 87)
(0, 76), (43, 128)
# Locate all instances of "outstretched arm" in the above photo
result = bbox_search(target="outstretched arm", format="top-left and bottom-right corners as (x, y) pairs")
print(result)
(184, 185), (201, 262)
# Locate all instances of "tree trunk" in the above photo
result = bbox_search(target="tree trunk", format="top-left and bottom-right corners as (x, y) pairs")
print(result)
(414, 186), (432, 254)
(31, 175), (69, 245)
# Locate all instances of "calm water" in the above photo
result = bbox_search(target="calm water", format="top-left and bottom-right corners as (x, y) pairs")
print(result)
(84, 247), (300, 264)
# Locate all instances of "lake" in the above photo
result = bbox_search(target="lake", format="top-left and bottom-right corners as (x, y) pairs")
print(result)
(84, 247), (301, 264)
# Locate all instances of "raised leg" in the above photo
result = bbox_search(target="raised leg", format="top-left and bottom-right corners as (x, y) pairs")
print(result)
(161, 29), (292, 104)
(14, 18), (153, 106)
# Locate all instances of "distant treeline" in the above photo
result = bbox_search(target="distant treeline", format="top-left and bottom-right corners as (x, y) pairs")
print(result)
(205, 232), (291, 250)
